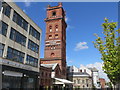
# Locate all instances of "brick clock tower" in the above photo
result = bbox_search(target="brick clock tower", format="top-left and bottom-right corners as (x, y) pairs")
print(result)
(41, 3), (67, 79)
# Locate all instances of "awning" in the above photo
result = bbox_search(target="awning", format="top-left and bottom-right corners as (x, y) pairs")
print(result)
(53, 78), (74, 85)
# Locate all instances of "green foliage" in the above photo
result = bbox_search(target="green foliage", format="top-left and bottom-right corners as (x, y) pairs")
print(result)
(93, 18), (120, 85)
(106, 82), (113, 88)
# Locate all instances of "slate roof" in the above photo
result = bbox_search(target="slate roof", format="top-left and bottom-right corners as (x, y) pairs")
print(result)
(68, 72), (90, 77)
(88, 67), (98, 72)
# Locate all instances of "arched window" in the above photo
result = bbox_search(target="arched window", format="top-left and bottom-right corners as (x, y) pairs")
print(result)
(55, 25), (58, 31)
(80, 69), (82, 72)
(49, 35), (52, 39)
(49, 26), (52, 32)
(51, 53), (55, 57)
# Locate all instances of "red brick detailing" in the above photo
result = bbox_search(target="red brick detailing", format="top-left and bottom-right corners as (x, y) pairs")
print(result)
(41, 3), (67, 79)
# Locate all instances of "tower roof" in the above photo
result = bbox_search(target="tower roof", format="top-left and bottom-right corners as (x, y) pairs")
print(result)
(46, 2), (63, 11)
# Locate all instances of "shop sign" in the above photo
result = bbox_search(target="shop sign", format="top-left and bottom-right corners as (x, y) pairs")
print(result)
(2, 59), (36, 71)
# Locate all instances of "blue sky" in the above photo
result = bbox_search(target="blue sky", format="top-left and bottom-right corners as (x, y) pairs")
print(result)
(16, 2), (118, 68)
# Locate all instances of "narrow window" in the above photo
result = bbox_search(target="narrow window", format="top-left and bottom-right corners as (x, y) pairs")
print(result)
(74, 80), (76, 84)
(49, 26), (52, 32)
(1, 21), (8, 36)
(55, 34), (58, 39)
(0, 43), (5, 57)
(80, 69), (82, 72)
(55, 25), (58, 31)
(2, 2), (11, 17)
(49, 35), (52, 39)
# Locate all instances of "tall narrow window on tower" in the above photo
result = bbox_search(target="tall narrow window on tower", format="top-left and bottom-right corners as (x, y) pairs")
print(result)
(49, 26), (52, 32)
(49, 35), (52, 39)
(55, 34), (58, 39)
(55, 25), (58, 31)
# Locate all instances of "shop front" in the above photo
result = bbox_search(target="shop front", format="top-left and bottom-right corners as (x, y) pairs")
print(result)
(2, 65), (39, 90)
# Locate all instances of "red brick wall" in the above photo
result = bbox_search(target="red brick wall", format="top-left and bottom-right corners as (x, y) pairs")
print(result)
(42, 3), (67, 79)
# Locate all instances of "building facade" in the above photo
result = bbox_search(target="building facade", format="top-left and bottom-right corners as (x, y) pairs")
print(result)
(88, 67), (100, 88)
(40, 3), (67, 79)
(67, 66), (93, 88)
(0, 1), (42, 89)
(40, 66), (52, 88)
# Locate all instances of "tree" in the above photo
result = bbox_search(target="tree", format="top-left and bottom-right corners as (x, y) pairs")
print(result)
(93, 18), (120, 88)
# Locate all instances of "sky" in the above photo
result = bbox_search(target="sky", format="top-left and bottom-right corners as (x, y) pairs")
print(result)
(15, 2), (118, 81)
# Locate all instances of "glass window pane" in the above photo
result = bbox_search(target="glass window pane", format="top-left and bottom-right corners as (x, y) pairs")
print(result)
(0, 43), (4, 57)
(1, 21), (8, 36)
(2, 2), (11, 17)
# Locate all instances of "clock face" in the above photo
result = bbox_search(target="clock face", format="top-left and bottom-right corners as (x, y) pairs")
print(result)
(45, 40), (61, 46)
(49, 40), (56, 45)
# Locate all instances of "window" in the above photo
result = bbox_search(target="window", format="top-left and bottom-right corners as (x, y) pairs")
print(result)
(84, 69), (86, 72)
(0, 43), (5, 57)
(52, 11), (56, 16)
(78, 79), (80, 84)
(82, 80), (84, 84)
(55, 34), (58, 38)
(10, 28), (26, 46)
(29, 26), (40, 40)
(55, 25), (58, 31)
(2, 2), (11, 17)
(41, 72), (44, 77)
(87, 84), (88, 87)
(80, 69), (82, 72)
(28, 39), (39, 53)
(51, 53), (55, 57)
(26, 55), (38, 67)
(7, 47), (24, 63)
(74, 80), (76, 84)
(13, 11), (28, 31)
(1, 21), (8, 36)
(46, 73), (47, 77)
(49, 26), (52, 32)
(86, 79), (88, 83)
(49, 73), (51, 77)
(48, 35), (52, 39)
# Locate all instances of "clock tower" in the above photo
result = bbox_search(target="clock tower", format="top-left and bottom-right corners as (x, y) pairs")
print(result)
(41, 3), (67, 78)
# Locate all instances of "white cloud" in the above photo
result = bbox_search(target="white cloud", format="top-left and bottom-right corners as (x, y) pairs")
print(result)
(23, 9), (26, 13)
(86, 62), (110, 82)
(74, 42), (88, 51)
(24, 0), (34, 7)
(65, 17), (68, 22)
(66, 25), (74, 31)
(25, 2), (30, 7)
(68, 60), (73, 63)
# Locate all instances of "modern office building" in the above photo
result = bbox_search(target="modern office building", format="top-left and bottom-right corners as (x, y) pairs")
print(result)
(0, 1), (42, 89)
